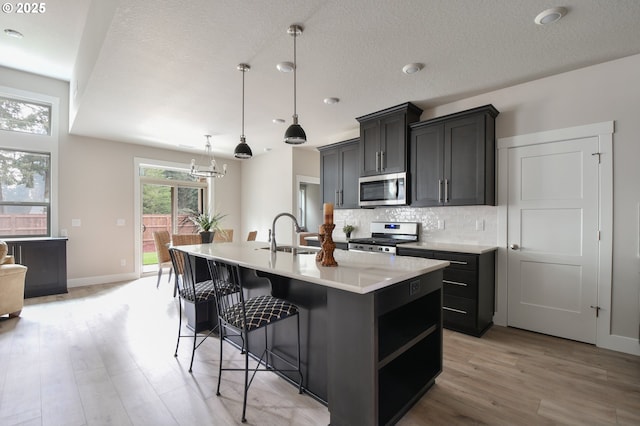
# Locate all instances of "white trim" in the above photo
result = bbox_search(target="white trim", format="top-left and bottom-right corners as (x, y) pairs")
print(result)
(68, 272), (139, 288)
(133, 157), (207, 277)
(496, 121), (635, 355)
(296, 174), (321, 238)
(497, 121), (613, 149)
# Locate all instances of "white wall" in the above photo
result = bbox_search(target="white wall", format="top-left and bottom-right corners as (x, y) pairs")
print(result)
(213, 159), (241, 239)
(240, 146), (294, 244)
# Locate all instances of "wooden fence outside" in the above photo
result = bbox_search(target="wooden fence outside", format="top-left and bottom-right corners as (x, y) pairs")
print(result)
(0, 214), (198, 253)
(143, 214), (197, 252)
(0, 214), (47, 235)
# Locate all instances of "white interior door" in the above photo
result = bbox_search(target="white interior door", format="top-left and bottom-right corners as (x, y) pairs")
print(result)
(507, 136), (599, 343)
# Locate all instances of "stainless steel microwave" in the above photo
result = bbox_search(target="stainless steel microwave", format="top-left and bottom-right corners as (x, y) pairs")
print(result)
(358, 172), (407, 207)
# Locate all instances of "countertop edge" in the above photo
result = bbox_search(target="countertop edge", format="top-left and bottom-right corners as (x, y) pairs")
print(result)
(178, 243), (449, 294)
(398, 242), (498, 255)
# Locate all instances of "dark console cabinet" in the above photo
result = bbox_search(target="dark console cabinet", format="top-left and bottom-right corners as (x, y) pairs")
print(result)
(397, 247), (495, 337)
(410, 104), (498, 206)
(5, 238), (68, 298)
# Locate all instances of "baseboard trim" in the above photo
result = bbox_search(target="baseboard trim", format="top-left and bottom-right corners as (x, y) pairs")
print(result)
(598, 333), (640, 356)
(67, 272), (139, 288)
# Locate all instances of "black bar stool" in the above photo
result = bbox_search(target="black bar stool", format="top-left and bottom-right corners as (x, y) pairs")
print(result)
(207, 258), (303, 423)
(169, 247), (219, 372)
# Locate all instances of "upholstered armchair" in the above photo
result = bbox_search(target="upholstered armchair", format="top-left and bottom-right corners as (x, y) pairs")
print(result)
(0, 241), (28, 318)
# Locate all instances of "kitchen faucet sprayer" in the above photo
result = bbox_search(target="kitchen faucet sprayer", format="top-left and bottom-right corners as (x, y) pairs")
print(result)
(270, 212), (302, 252)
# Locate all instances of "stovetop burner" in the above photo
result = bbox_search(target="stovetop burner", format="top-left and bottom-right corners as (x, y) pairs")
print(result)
(348, 237), (405, 246)
(348, 222), (419, 254)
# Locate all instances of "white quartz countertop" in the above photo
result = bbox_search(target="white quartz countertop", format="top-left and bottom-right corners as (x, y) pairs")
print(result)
(178, 242), (449, 294)
(398, 241), (498, 255)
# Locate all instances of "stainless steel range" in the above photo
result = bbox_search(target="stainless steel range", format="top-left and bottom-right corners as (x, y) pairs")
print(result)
(348, 222), (419, 255)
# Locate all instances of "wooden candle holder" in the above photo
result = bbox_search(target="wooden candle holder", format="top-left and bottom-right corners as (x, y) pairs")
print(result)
(315, 231), (325, 262)
(320, 223), (338, 267)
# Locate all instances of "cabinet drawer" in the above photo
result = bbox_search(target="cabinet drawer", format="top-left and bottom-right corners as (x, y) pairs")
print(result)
(433, 252), (477, 271)
(443, 294), (476, 329)
(443, 269), (477, 298)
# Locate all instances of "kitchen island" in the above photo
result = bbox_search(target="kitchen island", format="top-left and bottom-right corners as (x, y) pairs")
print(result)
(179, 242), (449, 426)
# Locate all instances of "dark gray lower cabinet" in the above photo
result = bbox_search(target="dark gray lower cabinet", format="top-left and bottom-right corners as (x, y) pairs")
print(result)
(5, 238), (68, 298)
(397, 248), (495, 337)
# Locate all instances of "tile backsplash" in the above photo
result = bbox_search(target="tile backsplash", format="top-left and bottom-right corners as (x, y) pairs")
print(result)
(335, 205), (497, 245)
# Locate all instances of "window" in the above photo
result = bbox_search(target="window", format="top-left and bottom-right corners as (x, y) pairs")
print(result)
(0, 96), (51, 135)
(0, 148), (51, 237)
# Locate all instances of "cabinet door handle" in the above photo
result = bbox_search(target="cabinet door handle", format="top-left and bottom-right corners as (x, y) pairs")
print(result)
(448, 260), (468, 265)
(444, 178), (449, 203)
(443, 306), (467, 314)
(438, 179), (443, 203)
(380, 151), (385, 170)
(340, 190), (344, 206)
(18, 245), (23, 264)
(375, 151), (380, 171)
(443, 279), (468, 287)
(335, 190), (339, 205)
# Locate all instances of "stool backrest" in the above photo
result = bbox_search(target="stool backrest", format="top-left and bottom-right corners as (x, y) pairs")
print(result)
(168, 248), (198, 301)
(207, 259), (245, 327)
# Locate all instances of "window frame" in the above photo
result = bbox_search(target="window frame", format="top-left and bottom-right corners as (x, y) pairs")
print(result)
(0, 86), (59, 238)
(0, 95), (52, 136)
(0, 147), (52, 238)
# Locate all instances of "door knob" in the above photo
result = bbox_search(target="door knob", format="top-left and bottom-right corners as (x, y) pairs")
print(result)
(510, 244), (519, 250)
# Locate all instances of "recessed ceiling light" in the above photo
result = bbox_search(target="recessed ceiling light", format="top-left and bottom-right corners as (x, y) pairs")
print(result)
(323, 97), (340, 105)
(402, 63), (423, 74)
(4, 29), (24, 39)
(272, 118), (285, 124)
(534, 7), (567, 25)
(276, 62), (294, 73)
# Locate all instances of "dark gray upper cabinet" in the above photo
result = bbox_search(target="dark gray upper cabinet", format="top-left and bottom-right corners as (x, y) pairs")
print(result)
(319, 138), (359, 209)
(410, 105), (499, 207)
(357, 102), (422, 177)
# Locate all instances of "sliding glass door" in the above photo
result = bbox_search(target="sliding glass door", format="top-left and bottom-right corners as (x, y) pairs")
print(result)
(140, 167), (206, 272)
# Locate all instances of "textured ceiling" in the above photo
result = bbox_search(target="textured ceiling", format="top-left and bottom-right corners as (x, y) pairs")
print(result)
(2, 0), (640, 158)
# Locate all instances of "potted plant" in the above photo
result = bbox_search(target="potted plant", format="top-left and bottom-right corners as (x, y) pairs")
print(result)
(185, 210), (227, 243)
(342, 224), (355, 239)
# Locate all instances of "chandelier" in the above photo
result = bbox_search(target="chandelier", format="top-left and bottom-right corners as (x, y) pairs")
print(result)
(190, 135), (227, 178)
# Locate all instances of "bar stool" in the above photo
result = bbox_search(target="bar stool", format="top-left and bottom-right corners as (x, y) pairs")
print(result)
(207, 258), (303, 423)
(168, 247), (218, 372)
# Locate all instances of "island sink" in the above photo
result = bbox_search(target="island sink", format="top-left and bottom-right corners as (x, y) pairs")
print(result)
(259, 245), (318, 255)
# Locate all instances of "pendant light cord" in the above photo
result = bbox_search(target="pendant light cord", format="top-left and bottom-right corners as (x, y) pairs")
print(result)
(293, 30), (297, 118)
(241, 67), (245, 138)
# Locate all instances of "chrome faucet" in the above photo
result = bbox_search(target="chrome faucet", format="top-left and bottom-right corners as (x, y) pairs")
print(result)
(270, 212), (303, 252)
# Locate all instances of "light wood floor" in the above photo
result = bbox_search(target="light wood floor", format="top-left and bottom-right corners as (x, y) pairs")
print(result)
(0, 276), (638, 425)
